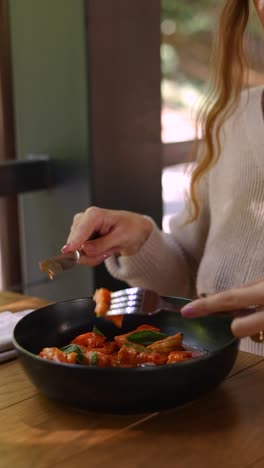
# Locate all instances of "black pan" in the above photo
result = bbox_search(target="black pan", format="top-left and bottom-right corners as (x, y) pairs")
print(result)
(13, 296), (239, 414)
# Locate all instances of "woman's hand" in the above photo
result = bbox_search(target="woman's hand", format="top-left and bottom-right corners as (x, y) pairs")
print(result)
(181, 279), (264, 338)
(61, 206), (153, 266)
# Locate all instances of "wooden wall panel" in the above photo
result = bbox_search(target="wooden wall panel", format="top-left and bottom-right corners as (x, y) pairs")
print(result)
(85, 0), (162, 289)
(0, 0), (21, 289)
(86, 0), (162, 214)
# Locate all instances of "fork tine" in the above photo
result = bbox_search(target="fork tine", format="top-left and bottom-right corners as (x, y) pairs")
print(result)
(110, 287), (143, 299)
(106, 306), (139, 316)
(108, 288), (143, 316)
(110, 295), (142, 305)
(104, 287), (150, 316)
(109, 299), (141, 310)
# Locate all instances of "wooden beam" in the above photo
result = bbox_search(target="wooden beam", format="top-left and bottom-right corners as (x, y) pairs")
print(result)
(85, 0), (162, 289)
(162, 140), (197, 167)
(0, 0), (21, 289)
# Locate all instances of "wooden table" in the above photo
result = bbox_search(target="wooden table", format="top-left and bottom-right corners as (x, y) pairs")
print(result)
(1, 292), (264, 468)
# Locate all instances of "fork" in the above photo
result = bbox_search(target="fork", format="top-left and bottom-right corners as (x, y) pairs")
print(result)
(105, 287), (259, 317)
(105, 288), (191, 316)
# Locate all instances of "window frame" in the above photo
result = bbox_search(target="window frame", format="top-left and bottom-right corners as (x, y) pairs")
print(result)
(0, 0), (21, 290)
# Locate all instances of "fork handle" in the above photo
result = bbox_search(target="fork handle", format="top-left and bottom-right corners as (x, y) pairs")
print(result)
(159, 296), (191, 312)
(159, 297), (259, 318)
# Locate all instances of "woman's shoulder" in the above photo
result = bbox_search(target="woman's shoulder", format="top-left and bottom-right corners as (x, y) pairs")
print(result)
(230, 86), (264, 148)
(225, 86), (264, 133)
(239, 86), (264, 110)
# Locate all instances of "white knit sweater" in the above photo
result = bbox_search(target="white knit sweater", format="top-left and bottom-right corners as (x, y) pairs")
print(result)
(105, 86), (264, 355)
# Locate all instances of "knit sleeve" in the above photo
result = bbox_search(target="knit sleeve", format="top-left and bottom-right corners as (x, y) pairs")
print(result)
(105, 173), (210, 298)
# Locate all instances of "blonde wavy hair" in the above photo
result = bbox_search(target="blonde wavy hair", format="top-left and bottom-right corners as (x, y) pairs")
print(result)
(188, 0), (250, 222)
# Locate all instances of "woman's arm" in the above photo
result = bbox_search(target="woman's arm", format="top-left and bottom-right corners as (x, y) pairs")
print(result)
(62, 173), (210, 299)
(105, 173), (210, 298)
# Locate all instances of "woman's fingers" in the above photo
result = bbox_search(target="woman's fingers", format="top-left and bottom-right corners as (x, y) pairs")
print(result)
(231, 309), (264, 338)
(77, 250), (114, 267)
(180, 279), (264, 340)
(62, 207), (114, 253)
(81, 229), (120, 258)
(62, 206), (153, 263)
(181, 280), (264, 318)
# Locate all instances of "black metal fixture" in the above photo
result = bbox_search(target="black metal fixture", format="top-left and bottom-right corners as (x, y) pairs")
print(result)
(0, 154), (54, 196)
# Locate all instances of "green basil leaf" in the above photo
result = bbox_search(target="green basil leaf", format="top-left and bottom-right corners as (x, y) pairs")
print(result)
(127, 330), (167, 346)
(61, 344), (85, 363)
(90, 351), (98, 366)
(92, 326), (105, 337)
(123, 342), (151, 353)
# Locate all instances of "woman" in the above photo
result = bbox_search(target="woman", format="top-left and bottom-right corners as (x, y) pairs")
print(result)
(62, 0), (264, 350)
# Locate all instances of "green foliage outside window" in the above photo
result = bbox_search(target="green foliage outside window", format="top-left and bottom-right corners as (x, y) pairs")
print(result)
(162, 0), (263, 37)
(161, 0), (264, 111)
(161, 0), (222, 35)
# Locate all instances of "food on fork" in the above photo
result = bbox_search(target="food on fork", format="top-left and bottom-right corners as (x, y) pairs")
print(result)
(93, 288), (111, 316)
(38, 323), (205, 368)
(93, 288), (123, 328)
